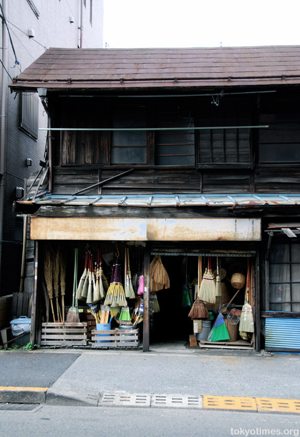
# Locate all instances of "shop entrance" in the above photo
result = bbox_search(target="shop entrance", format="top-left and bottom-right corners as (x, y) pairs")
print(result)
(149, 252), (256, 350)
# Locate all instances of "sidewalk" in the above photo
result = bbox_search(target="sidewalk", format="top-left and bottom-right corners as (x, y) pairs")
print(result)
(0, 345), (300, 413)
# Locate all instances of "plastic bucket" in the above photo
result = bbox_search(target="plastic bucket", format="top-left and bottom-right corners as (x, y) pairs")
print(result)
(196, 320), (211, 341)
(96, 323), (111, 343)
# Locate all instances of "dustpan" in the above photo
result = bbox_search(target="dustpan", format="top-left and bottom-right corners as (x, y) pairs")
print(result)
(208, 312), (230, 342)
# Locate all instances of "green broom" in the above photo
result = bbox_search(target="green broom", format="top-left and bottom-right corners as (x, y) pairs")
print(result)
(124, 247), (136, 299)
(208, 312), (230, 342)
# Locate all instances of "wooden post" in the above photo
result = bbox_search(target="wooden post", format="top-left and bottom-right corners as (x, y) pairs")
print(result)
(255, 251), (261, 352)
(30, 241), (39, 345)
(143, 245), (150, 352)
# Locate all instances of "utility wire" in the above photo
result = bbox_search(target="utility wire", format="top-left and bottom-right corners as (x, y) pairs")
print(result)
(5, 18), (47, 50)
(0, 59), (13, 80)
(0, 6), (20, 67)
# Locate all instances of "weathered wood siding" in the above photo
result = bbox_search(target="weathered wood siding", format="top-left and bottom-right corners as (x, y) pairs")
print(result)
(50, 90), (300, 195)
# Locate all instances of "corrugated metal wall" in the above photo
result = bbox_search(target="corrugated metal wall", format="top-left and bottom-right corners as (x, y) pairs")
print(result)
(265, 318), (300, 351)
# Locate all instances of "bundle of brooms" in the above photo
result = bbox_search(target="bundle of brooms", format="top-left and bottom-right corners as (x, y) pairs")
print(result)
(44, 246), (66, 323)
(104, 262), (127, 307)
(150, 256), (170, 292)
(189, 256), (208, 320)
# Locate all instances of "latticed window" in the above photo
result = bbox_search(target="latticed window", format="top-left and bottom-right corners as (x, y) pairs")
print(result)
(197, 127), (251, 166)
(269, 242), (300, 312)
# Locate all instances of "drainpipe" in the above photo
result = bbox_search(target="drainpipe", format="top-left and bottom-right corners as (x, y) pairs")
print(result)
(0, 0), (8, 289)
(79, 0), (83, 48)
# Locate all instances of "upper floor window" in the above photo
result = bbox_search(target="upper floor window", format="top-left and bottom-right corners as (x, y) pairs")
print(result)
(111, 108), (147, 164)
(155, 111), (195, 166)
(19, 92), (39, 140)
(197, 127), (251, 167)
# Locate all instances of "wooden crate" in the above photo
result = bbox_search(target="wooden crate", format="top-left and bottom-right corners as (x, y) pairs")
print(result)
(91, 328), (139, 349)
(41, 322), (88, 347)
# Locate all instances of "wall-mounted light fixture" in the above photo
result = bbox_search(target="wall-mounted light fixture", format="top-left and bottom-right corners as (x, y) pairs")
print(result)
(27, 28), (35, 38)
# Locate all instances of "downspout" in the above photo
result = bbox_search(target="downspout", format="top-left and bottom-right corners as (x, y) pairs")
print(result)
(0, 0), (8, 289)
(79, 0), (83, 48)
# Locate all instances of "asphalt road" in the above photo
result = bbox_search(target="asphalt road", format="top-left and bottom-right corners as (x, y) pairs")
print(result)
(0, 405), (300, 437)
(0, 352), (80, 387)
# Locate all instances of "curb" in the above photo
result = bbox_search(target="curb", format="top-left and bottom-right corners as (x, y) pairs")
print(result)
(0, 386), (47, 404)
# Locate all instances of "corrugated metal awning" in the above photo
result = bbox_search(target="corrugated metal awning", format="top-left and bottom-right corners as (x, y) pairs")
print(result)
(18, 193), (300, 208)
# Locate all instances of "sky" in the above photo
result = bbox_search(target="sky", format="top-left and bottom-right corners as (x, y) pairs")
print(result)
(103, 0), (300, 48)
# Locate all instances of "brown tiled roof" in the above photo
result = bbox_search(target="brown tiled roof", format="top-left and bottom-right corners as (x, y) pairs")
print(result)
(11, 46), (300, 91)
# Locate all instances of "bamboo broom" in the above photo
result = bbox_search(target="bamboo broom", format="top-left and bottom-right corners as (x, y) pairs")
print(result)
(150, 256), (170, 292)
(198, 257), (216, 304)
(66, 248), (80, 323)
(124, 247), (136, 299)
(76, 251), (88, 301)
(44, 249), (56, 322)
(60, 251), (66, 323)
(54, 249), (62, 322)
(86, 254), (94, 305)
(239, 260), (254, 335)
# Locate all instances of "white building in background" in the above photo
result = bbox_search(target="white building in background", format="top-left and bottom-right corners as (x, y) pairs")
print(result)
(0, 0), (104, 295)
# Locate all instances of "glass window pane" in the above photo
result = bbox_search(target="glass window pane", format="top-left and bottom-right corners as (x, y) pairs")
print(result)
(292, 284), (300, 303)
(270, 264), (290, 283)
(292, 303), (300, 312)
(269, 284), (291, 304)
(270, 244), (290, 263)
(113, 131), (146, 146)
(291, 244), (300, 262)
(270, 303), (292, 311)
(259, 143), (300, 163)
(111, 147), (146, 164)
(291, 264), (300, 282)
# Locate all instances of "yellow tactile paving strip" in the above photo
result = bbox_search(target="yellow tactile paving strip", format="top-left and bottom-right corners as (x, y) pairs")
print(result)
(203, 395), (300, 414)
(0, 386), (48, 392)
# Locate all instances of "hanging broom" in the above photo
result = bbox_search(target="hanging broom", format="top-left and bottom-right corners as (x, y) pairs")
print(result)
(60, 250), (66, 323)
(104, 262), (127, 307)
(44, 248), (56, 322)
(79, 251), (91, 301)
(215, 257), (222, 298)
(66, 248), (80, 323)
(239, 259), (254, 335)
(76, 251), (88, 301)
(188, 298), (208, 320)
(124, 247), (136, 299)
(54, 249), (62, 322)
(150, 256), (170, 292)
(137, 274), (144, 296)
(86, 253), (94, 305)
(198, 257), (216, 304)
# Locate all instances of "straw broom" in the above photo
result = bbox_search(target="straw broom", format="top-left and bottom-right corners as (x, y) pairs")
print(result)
(76, 251), (88, 301)
(150, 256), (170, 292)
(198, 257), (216, 304)
(104, 262), (127, 307)
(54, 249), (62, 322)
(66, 248), (80, 323)
(44, 249), (56, 322)
(86, 254), (94, 305)
(124, 247), (136, 299)
(60, 250), (66, 323)
(239, 260), (254, 335)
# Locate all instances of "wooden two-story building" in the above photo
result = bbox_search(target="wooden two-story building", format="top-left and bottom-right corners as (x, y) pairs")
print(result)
(11, 46), (300, 352)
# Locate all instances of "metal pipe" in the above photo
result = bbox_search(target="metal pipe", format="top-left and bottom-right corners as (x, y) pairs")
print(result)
(79, 0), (83, 48)
(0, 0), (8, 288)
(40, 125), (269, 132)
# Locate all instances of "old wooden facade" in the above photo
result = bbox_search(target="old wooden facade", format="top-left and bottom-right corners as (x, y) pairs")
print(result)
(11, 46), (300, 352)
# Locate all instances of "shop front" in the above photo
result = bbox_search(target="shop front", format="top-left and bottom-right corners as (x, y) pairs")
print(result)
(28, 214), (261, 352)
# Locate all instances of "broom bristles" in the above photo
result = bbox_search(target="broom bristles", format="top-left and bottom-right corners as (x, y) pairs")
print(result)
(66, 307), (80, 323)
(239, 303), (254, 333)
